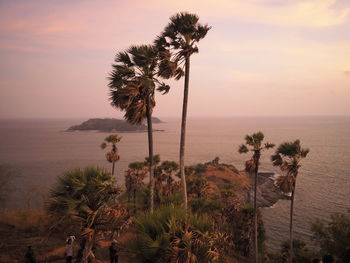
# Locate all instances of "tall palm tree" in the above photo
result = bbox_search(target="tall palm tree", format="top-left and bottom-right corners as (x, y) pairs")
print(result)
(238, 131), (274, 263)
(108, 45), (170, 212)
(100, 134), (122, 177)
(271, 140), (309, 263)
(155, 12), (211, 209)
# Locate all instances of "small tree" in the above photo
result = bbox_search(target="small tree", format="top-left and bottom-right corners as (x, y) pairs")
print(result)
(311, 210), (350, 260)
(125, 161), (147, 211)
(238, 131), (274, 263)
(101, 134), (122, 177)
(47, 166), (121, 263)
(154, 160), (179, 198)
(271, 140), (309, 263)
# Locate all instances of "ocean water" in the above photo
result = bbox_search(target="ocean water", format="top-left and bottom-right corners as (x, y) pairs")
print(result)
(0, 116), (349, 251)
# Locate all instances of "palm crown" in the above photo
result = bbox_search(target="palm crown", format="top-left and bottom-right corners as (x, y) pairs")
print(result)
(155, 12), (211, 76)
(238, 132), (275, 155)
(47, 167), (120, 228)
(108, 45), (170, 124)
(271, 140), (309, 192)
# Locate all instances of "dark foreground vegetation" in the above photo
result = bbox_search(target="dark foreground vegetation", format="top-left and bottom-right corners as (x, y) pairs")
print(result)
(1, 159), (349, 263)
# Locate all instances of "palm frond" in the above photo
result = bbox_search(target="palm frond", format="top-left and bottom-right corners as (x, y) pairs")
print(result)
(264, 142), (275, 149)
(238, 144), (249, 154)
(271, 153), (283, 166)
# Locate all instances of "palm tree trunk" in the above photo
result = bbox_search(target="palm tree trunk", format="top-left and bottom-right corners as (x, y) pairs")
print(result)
(81, 230), (95, 263)
(112, 161), (115, 176)
(179, 56), (190, 209)
(289, 181), (296, 263)
(253, 155), (260, 263)
(133, 188), (136, 214)
(112, 145), (117, 178)
(146, 98), (154, 213)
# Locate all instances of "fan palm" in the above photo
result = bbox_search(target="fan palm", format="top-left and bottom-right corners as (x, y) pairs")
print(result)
(100, 134), (122, 177)
(108, 45), (170, 212)
(47, 166), (121, 263)
(125, 205), (214, 263)
(271, 140), (309, 263)
(238, 131), (274, 263)
(155, 12), (211, 209)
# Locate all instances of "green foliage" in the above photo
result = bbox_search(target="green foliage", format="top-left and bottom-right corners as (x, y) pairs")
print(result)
(126, 205), (214, 262)
(238, 144), (249, 154)
(257, 216), (267, 252)
(158, 160), (179, 173)
(187, 177), (210, 198)
(104, 134), (122, 144)
(101, 134), (121, 167)
(272, 139), (309, 191)
(194, 163), (207, 174)
(190, 198), (222, 214)
(129, 161), (146, 170)
(222, 202), (267, 257)
(144, 154), (161, 166)
(311, 210), (350, 258)
(108, 45), (169, 124)
(157, 192), (183, 206)
(266, 239), (316, 263)
(47, 166), (120, 228)
(271, 140), (309, 173)
(155, 12), (211, 64)
(238, 131), (275, 154)
(274, 140), (309, 159)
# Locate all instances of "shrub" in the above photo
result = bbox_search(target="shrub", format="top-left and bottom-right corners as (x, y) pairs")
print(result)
(311, 210), (350, 260)
(125, 205), (226, 262)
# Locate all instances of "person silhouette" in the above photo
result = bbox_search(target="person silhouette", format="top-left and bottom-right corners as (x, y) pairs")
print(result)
(109, 240), (119, 263)
(65, 237), (74, 263)
(25, 246), (36, 263)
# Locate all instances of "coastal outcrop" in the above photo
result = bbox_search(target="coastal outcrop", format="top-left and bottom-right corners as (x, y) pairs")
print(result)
(189, 159), (285, 208)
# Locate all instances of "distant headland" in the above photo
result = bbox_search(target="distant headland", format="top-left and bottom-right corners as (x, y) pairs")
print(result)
(67, 117), (163, 132)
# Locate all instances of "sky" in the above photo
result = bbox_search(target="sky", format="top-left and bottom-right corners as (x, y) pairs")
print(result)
(0, 0), (349, 118)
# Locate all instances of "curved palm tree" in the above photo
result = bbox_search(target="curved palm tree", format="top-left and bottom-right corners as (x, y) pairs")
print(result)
(271, 140), (309, 263)
(108, 45), (170, 212)
(155, 12), (211, 209)
(100, 134), (122, 177)
(47, 166), (121, 263)
(238, 131), (274, 263)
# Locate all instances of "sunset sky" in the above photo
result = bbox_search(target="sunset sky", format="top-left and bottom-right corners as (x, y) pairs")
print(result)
(0, 0), (349, 118)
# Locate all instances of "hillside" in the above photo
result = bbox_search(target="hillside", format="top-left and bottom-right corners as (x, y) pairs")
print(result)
(188, 159), (285, 207)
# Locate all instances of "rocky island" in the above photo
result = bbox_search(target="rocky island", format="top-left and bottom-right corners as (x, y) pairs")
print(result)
(67, 117), (163, 132)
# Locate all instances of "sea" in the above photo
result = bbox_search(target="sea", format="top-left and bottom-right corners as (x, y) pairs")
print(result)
(0, 116), (349, 251)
